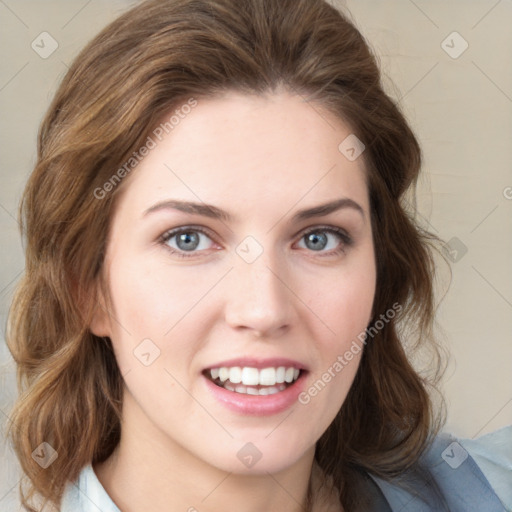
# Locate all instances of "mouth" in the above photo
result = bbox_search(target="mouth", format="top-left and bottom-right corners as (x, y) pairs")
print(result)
(202, 366), (305, 396)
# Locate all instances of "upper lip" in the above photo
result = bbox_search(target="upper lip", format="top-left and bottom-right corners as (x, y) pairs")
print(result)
(203, 357), (308, 371)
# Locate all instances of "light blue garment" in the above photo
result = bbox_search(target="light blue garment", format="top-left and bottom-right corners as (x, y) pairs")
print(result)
(458, 426), (512, 510)
(370, 425), (512, 511)
(60, 426), (512, 511)
(61, 465), (120, 512)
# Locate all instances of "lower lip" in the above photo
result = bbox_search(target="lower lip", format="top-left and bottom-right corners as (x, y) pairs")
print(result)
(202, 372), (308, 416)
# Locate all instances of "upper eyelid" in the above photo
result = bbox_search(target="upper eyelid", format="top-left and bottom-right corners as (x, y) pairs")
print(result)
(161, 225), (217, 241)
(299, 225), (350, 237)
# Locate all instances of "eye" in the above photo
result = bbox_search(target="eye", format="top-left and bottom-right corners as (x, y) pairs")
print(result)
(160, 227), (217, 257)
(296, 226), (352, 254)
(159, 225), (352, 259)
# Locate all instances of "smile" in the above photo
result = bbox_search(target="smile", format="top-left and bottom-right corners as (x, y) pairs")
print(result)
(204, 366), (302, 395)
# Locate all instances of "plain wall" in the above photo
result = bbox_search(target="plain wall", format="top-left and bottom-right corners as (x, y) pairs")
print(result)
(1, 0), (511, 509)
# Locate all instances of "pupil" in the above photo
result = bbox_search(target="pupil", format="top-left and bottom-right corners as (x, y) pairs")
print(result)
(177, 232), (199, 251)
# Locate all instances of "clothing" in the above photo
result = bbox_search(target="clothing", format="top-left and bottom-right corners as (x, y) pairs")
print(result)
(60, 425), (512, 511)
(369, 425), (512, 511)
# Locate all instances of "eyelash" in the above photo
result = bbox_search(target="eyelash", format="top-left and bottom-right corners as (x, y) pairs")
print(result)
(159, 225), (353, 259)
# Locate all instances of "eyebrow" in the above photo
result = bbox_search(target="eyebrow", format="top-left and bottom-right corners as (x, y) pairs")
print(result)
(143, 197), (365, 222)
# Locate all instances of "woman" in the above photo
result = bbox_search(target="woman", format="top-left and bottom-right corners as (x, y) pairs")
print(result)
(5, 0), (510, 511)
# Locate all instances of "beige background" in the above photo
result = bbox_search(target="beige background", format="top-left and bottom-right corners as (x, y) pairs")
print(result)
(1, 0), (511, 509)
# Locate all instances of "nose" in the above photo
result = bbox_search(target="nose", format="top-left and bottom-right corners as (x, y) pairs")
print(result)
(223, 253), (295, 338)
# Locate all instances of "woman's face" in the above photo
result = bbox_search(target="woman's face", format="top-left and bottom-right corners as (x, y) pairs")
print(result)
(92, 90), (376, 475)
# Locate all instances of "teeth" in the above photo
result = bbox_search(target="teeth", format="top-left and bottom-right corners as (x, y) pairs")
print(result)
(219, 367), (229, 382)
(209, 366), (302, 387)
(229, 367), (242, 384)
(276, 366), (286, 383)
(284, 367), (295, 383)
(259, 367), (276, 386)
(241, 367), (259, 386)
(234, 385), (285, 395)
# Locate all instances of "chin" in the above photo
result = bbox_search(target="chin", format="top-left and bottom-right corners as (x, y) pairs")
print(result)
(204, 437), (313, 476)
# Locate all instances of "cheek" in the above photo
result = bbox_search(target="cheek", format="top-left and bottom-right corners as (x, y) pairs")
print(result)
(295, 250), (375, 419)
(304, 256), (376, 347)
(107, 254), (216, 336)
(105, 253), (228, 376)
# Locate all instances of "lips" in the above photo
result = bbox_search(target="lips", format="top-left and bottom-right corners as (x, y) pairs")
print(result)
(201, 357), (308, 405)
(201, 361), (308, 415)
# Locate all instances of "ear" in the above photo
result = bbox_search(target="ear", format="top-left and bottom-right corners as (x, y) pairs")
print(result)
(88, 278), (112, 337)
(72, 273), (112, 337)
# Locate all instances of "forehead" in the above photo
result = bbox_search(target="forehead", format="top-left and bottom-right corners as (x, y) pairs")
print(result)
(116, 90), (369, 217)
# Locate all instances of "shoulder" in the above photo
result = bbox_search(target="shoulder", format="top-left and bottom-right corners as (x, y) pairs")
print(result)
(60, 464), (120, 512)
(368, 425), (512, 512)
(458, 425), (512, 509)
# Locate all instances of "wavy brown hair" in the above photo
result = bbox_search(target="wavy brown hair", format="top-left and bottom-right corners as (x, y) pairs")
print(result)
(5, 0), (448, 510)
